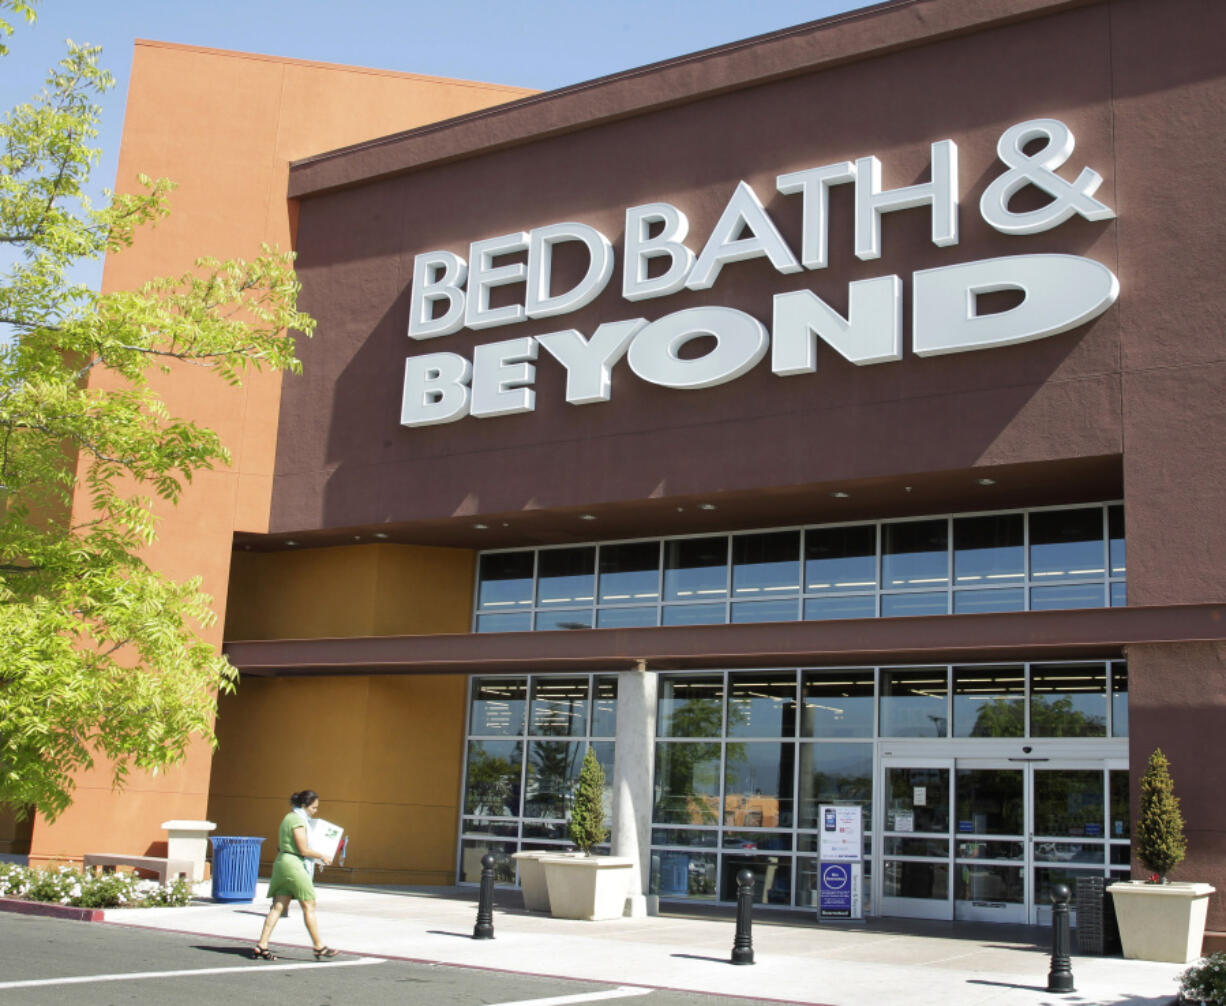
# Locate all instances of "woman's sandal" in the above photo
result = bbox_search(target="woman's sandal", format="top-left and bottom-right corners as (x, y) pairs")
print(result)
(314, 946), (339, 960)
(251, 945), (276, 961)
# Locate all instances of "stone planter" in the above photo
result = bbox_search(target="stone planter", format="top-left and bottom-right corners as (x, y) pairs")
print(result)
(1107, 881), (1216, 963)
(541, 855), (636, 920)
(511, 850), (584, 912)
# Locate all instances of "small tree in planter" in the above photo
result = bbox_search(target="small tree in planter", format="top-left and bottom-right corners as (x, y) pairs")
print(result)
(568, 748), (610, 856)
(1136, 748), (1187, 883)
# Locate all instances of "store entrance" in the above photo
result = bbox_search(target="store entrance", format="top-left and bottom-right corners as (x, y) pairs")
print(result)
(878, 756), (1126, 925)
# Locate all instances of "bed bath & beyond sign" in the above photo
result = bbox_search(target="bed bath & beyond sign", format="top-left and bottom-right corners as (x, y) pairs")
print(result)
(400, 118), (1118, 427)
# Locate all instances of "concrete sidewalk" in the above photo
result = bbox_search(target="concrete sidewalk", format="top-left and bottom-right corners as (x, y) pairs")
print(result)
(105, 883), (1185, 1006)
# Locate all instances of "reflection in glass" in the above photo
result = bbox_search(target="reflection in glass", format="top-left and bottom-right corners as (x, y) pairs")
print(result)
(1110, 770), (1130, 839)
(882, 520), (948, 588)
(524, 740), (581, 818)
(805, 525), (877, 591)
(805, 595), (877, 620)
(534, 610), (594, 631)
(881, 669), (948, 737)
(881, 591), (947, 617)
(733, 531), (800, 598)
(658, 675), (724, 738)
(1030, 583), (1105, 609)
(801, 670), (875, 738)
(470, 678), (527, 736)
(460, 839), (516, 884)
(956, 768), (1023, 834)
(1033, 841), (1106, 864)
(521, 823), (569, 841)
(728, 672), (796, 738)
(797, 743), (872, 828)
(884, 837), (949, 857)
(591, 676), (618, 737)
(1031, 665), (1107, 737)
(953, 588), (1024, 614)
(956, 840), (1023, 860)
(664, 537), (729, 601)
(1034, 769), (1104, 836)
(653, 850), (718, 899)
(720, 855), (792, 905)
(954, 514), (1024, 584)
(1030, 507), (1104, 581)
(478, 551), (534, 609)
(723, 831), (794, 851)
(589, 740), (616, 828)
(1035, 867), (1101, 907)
(883, 861), (949, 900)
(598, 541), (660, 603)
(529, 677), (588, 736)
(953, 666), (1024, 738)
(536, 547), (595, 606)
(1112, 664), (1128, 737)
(1110, 582), (1127, 607)
(1109, 505), (1126, 576)
(724, 742), (793, 827)
(956, 864), (1023, 903)
(653, 741), (722, 824)
(731, 599), (800, 622)
(464, 739), (523, 816)
(476, 612), (533, 633)
(596, 606), (657, 628)
(797, 857), (873, 912)
(662, 603), (725, 626)
(885, 766), (949, 833)
(651, 828), (719, 848)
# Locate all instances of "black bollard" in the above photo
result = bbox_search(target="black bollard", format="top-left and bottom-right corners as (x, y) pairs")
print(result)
(731, 868), (756, 965)
(1047, 883), (1075, 993)
(473, 853), (496, 940)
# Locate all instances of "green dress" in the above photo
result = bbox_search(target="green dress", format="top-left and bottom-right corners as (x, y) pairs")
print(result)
(267, 811), (316, 901)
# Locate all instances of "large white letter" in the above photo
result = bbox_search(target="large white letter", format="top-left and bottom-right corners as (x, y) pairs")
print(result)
(408, 250), (467, 339)
(771, 276), (902, 375)
(401, 353), (472, 427)
(526, 222), (614, 321)
(465, 232), (529, 330)
(623, 203), (695, 302)
(536, 319), (647, 405)
(912, 254), (1119, 357)
(470, 336), (539, 418)
(686, 181), (801, 291)
(627, 306), (768, 390)
(855, 139), (958, 260)
(776, 161), (857, 270)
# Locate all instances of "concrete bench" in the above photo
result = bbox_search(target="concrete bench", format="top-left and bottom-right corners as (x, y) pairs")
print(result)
(82, 853), (193, 885)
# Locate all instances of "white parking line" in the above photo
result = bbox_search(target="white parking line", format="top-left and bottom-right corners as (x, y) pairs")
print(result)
(487, 988), (651, 1006)
(0, 956), (382, 989)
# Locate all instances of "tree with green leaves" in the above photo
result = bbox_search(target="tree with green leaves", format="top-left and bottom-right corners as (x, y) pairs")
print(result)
(0, 1), (314, 820)
(568, 747), (609, 855)
(1135, 748), (1187, 882)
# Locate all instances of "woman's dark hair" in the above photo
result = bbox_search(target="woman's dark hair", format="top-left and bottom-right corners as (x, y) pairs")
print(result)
(290, 790), (319, 808)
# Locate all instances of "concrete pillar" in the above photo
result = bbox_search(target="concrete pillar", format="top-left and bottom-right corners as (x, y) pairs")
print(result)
(611, 664), (658, 917)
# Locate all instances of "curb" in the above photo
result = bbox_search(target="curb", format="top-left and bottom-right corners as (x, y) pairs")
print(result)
(0, 896), (104, 922)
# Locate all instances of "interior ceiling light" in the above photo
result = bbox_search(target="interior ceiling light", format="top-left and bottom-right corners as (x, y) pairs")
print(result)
(579, 514), (597, 521)
(372, 532), (389, 539)
(697, 503), (717, 510)
(473, 523), (489, 530)
(284, 539), (299, 547)
(977, 477), (997, 486)
(830, 491), (850, 499)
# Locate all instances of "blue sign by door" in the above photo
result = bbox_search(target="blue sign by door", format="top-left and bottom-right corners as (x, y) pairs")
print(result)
(819, 862), (852, 919)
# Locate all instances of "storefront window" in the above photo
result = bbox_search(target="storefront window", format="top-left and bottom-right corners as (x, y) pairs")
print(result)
(1030, 507), (1105, 582)
(797, 742), (872, 828)
(1033, 769), (1104, 836)
(1111, 663), (1128, 736)
(952, 666), (1024, 738)
(804, 524), (877, 592)
(801, 669), (874, 738)
(477, 551), (534, 609)
(658, 674), (724, 738)
(664, 536), (729, 601)
(524, 740), (581, 819)
(597, 541), (660, 603)
(954, 514), (1024, 584)
(727, 672), (796, 738)
(529, 677), (588, 736)
(880, 668), (948, 737)
(882, 520), (948, 589)
(463, 740), (522, 817)
(724, 742), (794, 827)
(536, 546), (595, 607)
(1031, 665), (1107, 737)
(653, 741), (722, 825)
(470, 678), (526, 736)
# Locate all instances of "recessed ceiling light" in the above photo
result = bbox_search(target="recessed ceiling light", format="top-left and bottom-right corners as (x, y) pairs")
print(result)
(284, 539), (299, 547)
(697, 503), (717, 511)
(473, 523), (489, 530)
(830, 491), (849, 499)
(353, 535), (361, 541)
(372, 532), (389, 539)
(579, 514), (597, 521)
(977, 477), (997, 486)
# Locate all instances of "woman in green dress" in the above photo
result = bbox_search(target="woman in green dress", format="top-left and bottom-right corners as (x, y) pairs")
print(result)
(252, 790), (338, 960)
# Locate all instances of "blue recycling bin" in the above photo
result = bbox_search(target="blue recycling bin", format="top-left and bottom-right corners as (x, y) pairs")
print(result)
(209, 836), (265, 903)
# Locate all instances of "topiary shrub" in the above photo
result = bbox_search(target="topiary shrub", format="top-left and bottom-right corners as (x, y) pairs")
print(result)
(568, 747), (610, 855)
(1136, 748), (1187, 883)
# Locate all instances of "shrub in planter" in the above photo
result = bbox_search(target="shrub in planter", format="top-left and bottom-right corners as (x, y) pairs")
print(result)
(568, 748), (610, 855)
(1179, 951), (1226, 1004)
(1136, 748), (1187, 882)
(0, 863), (193, 908)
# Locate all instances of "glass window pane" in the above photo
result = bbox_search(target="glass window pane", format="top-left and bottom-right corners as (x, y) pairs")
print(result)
(478, 551), (534, 610)
(804, 525), (877, 591)
(733, 531), (800, 598)
(954, 513), (1023, 585)
(1031, 664), (1107, 737)
(463, 739), (523, 816)
(1110, 770), (1130, 839)
(476, 612), (533, 633)
(956, 768), (1023, 835)
(728, 672), (797, 738)
(1029, 507), (1105, 581)
(591, 676), (618, 737)
(1030, 583), (1105, 610)
(804, 595), (876, 620)
(653, 741), (722, 824)
(880, 668), (948, 737)
(881, 592), (947, 617)
(524, 740), (582, 819)
(956, 864), (1023, 904)
(882, 519), (948, 588)
(801, 669), (875, 738)
(953, 588), (1024, 614)
(651, 850), (717, 899)
(658, 674), (724, 738)
(662, 603), (725, 626)
(885, 766), (950, 833)
(470, 677), (526, 736)
(536, 547), (595, 606)
(651, 828), (719, 848)
(529, 677), (589, 737)
(1034, 769), (1104, 836)
(720, 855), (793, 905)
(724, 742), (794, 827)
(596, 606), (657, 628)
(1112, 664), (1128, 737)
(883, 861), (949, 900)
(953, 665), (1024, 738)
(1109, 504), (1126, 577)
(731, 599), (799, 623)
(588, 740), (616, 829)
(1110, 581), (1127, 607)
(598, 541), (660, 603)
(535, 610), (593, 631)
(797, 742), (872, 828)
(664, 537), (729, 601)
(460, 839), (517, 884)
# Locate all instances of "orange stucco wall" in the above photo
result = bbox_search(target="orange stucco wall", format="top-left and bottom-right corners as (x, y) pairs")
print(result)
(27, 41), (531, 867)
(208, 674), (468, 885)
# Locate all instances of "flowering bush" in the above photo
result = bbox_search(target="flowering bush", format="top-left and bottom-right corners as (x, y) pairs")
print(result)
(1180, 953), (1226, 1004)
(0, 862), (193, 908)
